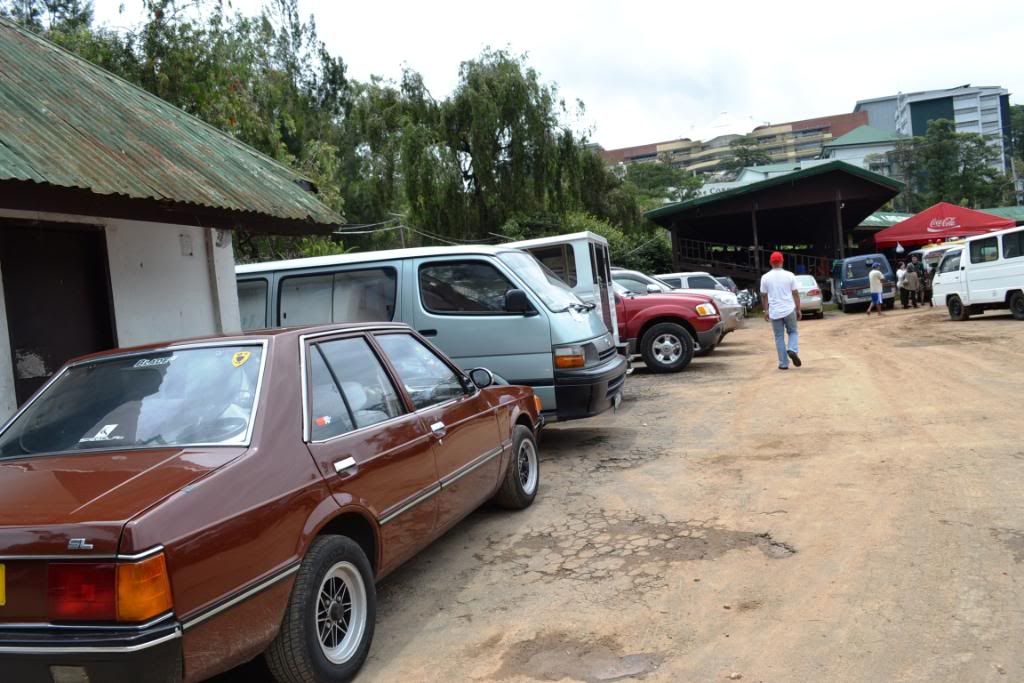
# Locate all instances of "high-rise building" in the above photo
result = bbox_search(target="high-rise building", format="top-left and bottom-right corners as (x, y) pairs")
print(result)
(856, 85), (1012, 173)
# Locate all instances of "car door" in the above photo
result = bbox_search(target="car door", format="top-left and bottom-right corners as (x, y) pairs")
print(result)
(933, 249), (963, 304)
(374, 331), (504, 535)
(303, 333), (440, 574)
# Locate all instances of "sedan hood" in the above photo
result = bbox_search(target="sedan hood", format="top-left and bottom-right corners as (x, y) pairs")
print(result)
(0, 447), (244, 555)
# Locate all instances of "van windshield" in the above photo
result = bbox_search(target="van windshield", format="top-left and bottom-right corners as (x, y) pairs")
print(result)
(845, 259), (889, 279)
(497, 251), (587, 312)
(0, 345), (263, 458)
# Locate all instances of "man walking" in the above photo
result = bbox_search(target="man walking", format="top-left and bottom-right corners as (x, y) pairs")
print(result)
(866, 261), (885, 316)
(760, 251), (802, 370)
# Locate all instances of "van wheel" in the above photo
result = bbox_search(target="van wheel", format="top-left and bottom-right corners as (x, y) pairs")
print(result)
(640, 322), (694, 373)
(493, 425), (539, 509)
(1009, 291), (1024, 320)
(266, 536), (376, 683)
(948, 296), (970, 321)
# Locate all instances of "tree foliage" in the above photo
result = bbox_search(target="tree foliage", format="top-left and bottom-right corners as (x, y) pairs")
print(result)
(721, 135), (772, 173)
(888, 119), (1013, 211)
(2, 1), (672, 269)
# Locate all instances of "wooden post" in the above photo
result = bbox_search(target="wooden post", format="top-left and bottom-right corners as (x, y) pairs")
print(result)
(834, 191), (845, 259)
(751, 204), (760, 273)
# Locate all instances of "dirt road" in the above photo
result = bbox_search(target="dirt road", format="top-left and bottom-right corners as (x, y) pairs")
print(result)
(229, 306), (1024, 682)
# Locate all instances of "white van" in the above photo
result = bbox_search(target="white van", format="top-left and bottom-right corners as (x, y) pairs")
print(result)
(932, 225), (1024, 320)
(236, 245), (627, 421)
(506, 232), (621, 348)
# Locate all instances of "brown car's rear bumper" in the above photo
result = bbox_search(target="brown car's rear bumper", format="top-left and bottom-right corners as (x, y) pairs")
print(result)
(0, 620), (181, 683)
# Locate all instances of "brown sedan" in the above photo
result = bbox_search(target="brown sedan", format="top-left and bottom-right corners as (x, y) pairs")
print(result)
(0, 323), (542, 682)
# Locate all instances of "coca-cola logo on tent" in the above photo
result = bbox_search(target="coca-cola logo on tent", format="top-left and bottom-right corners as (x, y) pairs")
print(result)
(926, 217), (960, 232)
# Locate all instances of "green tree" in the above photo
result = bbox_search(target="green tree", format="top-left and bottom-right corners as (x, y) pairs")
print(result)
(721, 135), (771, 173)
(623, 160), (703, 211)
(912, 119), (1012, 208)
(1009, 104), (1024, 161)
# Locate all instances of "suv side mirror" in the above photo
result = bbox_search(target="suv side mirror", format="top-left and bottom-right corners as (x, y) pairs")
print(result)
(504, 289), (534, 314)
(646, 283), (660, 294)
(469, 367), (494, 389)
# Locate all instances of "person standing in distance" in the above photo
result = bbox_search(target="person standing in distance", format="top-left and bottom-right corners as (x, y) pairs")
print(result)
(760, 251), (802, 370)
(866, 260), (885, 316)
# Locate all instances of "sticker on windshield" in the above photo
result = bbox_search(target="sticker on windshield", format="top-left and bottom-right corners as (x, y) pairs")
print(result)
(231, 351), (252, 368)
(133, 357), (172, 368)
(79, 424), (123, 443)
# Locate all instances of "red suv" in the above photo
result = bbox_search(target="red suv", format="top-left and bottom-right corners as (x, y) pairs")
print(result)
(614, 283), (723, 372)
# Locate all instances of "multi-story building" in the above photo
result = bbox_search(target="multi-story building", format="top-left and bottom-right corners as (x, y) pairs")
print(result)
(600, 112), (867, 176)
(856, 85), (1012, 173)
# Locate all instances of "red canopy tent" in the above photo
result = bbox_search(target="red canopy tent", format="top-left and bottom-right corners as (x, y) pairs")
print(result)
(874, 202), (1015, 248)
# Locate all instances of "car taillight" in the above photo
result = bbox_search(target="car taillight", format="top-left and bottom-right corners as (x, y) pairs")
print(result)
(48, 553), (173, 622)
(117, 554), (173, 622)
(808, 288), (821, 296)
(48, 563), (116, 621)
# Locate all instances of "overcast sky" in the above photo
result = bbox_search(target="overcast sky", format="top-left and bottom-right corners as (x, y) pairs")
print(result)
(92, 0), (1024, 150)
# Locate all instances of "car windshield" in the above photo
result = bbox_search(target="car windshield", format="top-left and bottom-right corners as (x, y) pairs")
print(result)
(845, 259), (888, 279)
(0, 345), (264, 458)
(497, 251), (585, 312)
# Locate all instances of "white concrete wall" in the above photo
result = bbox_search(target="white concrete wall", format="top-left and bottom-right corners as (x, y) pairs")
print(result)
(0, 209), (242, 422)
(104, 219), (241, 346)
(826, 143), (897, 169)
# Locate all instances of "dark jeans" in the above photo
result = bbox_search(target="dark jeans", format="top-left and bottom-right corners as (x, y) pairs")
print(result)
(900, 288), (909, 308)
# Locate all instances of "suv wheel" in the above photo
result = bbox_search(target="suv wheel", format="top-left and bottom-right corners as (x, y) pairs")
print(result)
(640, 322), (694, 373)
(266, 536), (376, 683)
(948, 296), (970, 321)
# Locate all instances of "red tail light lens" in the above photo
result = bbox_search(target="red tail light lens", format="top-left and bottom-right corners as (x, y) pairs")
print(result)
(808, 288), (821, 296)
(48, 563), (116, 621)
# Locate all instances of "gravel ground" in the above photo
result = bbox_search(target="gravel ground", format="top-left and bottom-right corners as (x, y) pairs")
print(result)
(221, 306), (1024, 682)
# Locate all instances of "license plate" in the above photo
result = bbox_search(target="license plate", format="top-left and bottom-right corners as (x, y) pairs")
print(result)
(0, 563), (5, 606)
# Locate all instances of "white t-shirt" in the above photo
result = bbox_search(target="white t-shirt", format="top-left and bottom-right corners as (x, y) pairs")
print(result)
(869, 269), (884, 294)
(759, 268), (797, 320)
(896, 267), (906, 287)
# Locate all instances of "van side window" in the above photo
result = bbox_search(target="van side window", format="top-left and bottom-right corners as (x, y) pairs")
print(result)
(938, 250), (962, 274)
(237, 280), (268, 330)
(529, 245), (577, 286)
(280, 268), (397, 325)
(1002, 231), (1024, 260)
(970, 237), (999, 264)
(419, 261), (515, 314)
(376, 334), (465, 410)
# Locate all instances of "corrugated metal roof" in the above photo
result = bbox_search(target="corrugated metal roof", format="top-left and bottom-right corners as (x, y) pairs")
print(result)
(981, 206), (1024, 224)
(0, 18), (342, 230)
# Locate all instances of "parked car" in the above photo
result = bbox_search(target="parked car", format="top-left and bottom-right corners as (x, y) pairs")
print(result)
(715, 276), (740, 294)
(932, 225), (1024, 320)
(613, 268), (744, 336)
(830, 254), (896, 312)
(0, 323), (542, 682)
(613, 282), (723, 371)
(507, 232), (622, 351)
(737, 288), (758, 314)
(237, 245), (626, 422)
(795, 274), (824, 318)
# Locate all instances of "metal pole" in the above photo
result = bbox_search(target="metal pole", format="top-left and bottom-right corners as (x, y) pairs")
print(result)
(834, 192), (845, 259)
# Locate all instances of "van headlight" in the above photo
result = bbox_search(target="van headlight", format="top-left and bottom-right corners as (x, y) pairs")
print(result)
(695, 303), (719, 318)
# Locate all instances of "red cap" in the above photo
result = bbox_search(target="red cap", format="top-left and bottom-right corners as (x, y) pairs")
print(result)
(770, 251), (784, 265)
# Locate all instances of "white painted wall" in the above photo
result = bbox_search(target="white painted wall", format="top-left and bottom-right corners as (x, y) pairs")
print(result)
(104, 219), (240, 346)
(824, 142), (897, 169)
(0, 209), (242, 422)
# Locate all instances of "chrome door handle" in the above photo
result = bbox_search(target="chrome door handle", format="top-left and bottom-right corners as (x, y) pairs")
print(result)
(333, 457), (356, 474)
(430, 421), (447, 438)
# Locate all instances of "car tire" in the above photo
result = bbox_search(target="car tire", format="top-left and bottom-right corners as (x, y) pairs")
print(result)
(640, 322), (694, 373)
(948, 296), (970, 321)
(266, 536), (376, 683)
(1010, 291), (1024, 321)
(493, 424), (539, 510)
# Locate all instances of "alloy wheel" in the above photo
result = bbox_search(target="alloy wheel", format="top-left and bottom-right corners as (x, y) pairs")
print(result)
(315, 561), (367, 664)
(652, 333), (683, 365)
(517, 437), (539, 495)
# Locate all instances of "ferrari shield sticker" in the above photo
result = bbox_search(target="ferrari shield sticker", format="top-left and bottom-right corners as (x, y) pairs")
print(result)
(232, 351), (252, 368)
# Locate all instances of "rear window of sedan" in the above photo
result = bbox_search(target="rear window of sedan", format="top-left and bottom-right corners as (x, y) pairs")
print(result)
(0, 345), (264, 458)
(796, 275), (818, 288)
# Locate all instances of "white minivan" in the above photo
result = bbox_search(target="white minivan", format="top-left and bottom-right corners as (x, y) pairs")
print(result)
(236, 245), (627, 421)
(932, 225), (1024, 320)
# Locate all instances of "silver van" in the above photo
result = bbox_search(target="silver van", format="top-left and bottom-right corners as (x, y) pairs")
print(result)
(236, 246), (627, 421)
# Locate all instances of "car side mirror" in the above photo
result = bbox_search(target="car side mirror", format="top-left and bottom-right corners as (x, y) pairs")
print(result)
(469, 367), (494, 389)
(645, 283), (660, 294)
(504, 289), (535, 314)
